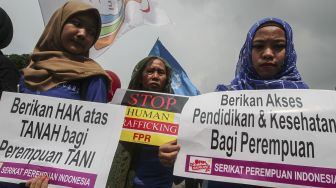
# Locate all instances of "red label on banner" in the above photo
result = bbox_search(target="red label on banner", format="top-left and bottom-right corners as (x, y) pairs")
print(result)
(123, 117), (179, 135)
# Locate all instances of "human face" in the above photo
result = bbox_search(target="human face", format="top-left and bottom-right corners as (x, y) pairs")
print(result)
(140, 59), (168, 92)
(252, 25), (286, 79)
(61, 12), (98, 56)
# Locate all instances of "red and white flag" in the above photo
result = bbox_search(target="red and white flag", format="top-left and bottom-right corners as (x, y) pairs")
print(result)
(38, 0), (171, 57)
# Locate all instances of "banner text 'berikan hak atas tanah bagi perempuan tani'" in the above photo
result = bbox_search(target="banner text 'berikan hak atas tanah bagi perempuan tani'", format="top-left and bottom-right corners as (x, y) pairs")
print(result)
(0, 92), (125, 187)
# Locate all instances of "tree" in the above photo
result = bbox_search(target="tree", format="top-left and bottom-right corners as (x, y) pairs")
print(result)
(5, 54), (30, 70)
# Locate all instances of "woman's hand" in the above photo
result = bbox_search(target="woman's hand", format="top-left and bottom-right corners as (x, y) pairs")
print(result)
(25, 176), (49, 188)
(159, 140), (181, 167)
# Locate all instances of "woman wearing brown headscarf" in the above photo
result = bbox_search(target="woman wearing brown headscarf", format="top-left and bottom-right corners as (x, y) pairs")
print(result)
(20, 0), (111, 103)
(9, 1), (111, 187)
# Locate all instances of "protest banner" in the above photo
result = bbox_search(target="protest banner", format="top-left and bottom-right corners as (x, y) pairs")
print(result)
(111, 89), (188, 146)
(174, 89), (336, 187)
(0, 92), (125, 187)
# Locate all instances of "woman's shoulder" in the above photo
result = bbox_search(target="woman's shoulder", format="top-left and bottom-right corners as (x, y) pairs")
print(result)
(215, 84), (232, 92)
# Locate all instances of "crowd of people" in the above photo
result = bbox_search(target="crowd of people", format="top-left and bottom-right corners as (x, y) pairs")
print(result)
(0, 0), (311, 188)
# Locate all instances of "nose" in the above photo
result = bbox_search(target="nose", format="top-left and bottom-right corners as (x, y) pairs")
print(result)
(76, 28), (87, 39)
(262, 47), (274, 60)
(151, 71), (159, 79)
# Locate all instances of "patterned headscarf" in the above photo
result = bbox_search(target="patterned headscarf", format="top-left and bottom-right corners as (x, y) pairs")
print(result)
(22, 0), (110, 91)
(216, 17), (308, 91)
(128, 56), (173, 94)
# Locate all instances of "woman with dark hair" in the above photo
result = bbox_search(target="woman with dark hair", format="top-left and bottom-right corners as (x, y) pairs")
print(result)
(107, 56), (179, 188)
(127, 56), (173, 93)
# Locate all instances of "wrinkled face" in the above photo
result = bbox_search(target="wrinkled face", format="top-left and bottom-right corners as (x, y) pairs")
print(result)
(252, 25), (286, 79)
(140, 59), (168, 92)
(61, 12), (98, 56)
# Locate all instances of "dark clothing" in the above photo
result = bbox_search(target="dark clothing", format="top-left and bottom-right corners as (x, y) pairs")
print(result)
(0, 7), (22, 188)
(0, 51), (19, 98)
(0, 182), (25, 188)
(133, 145), (174, 188)
(0, 7), (13, 49)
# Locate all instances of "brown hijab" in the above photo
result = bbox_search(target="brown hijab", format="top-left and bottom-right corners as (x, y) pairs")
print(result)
(22, 0), (110, 91)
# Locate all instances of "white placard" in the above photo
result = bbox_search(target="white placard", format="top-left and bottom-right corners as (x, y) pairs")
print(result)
(174, 89), (336, 188)
(0, 92), (125, 188)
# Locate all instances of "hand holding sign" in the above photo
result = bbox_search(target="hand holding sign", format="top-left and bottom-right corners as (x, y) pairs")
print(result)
(25, 176), (49, 188)
(159, 140), (180, 167)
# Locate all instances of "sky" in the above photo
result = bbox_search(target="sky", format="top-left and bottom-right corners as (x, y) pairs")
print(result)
(1, 0), (336, 93)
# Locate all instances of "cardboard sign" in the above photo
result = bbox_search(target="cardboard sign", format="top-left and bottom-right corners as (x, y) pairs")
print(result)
(112, 89), (188, 146)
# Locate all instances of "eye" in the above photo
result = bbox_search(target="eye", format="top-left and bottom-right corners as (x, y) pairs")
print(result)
(86, 28), (97, 37)
(252, 43), (264, 50)
(69, 18), (81, 27)
(158, 70), (166, 75)
(146, 70), (154, 75)
(274, 43), (286, 51)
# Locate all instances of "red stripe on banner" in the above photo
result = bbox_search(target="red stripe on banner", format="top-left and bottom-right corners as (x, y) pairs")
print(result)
(123, 117), (179, 135)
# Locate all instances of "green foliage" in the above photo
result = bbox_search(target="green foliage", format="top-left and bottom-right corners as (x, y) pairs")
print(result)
(6, 54), (30, 70)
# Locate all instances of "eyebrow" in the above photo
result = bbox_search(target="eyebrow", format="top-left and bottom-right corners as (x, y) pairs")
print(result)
(253, 38), (286, 42)
(72, 17), (97, 29)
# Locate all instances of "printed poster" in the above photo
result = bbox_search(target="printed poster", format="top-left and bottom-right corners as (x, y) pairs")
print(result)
(111, 89), (188, 146)
(174, 89), (336, 187)
(0, 92), (125, 187)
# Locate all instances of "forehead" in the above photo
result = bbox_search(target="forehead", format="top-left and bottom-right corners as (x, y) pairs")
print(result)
(68, 11), (98, 28)
(144, 59), (166, 69)
(253, 25), (286, 40)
